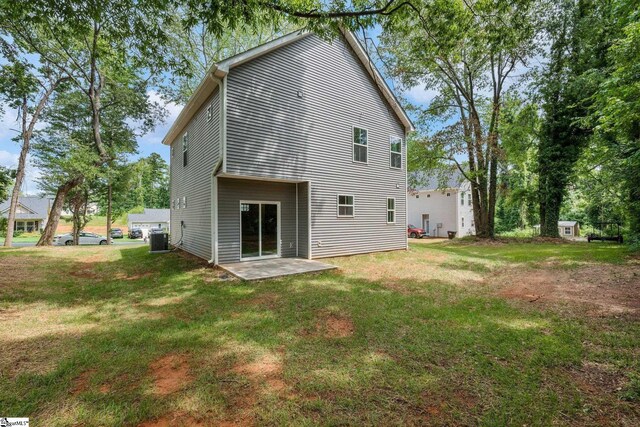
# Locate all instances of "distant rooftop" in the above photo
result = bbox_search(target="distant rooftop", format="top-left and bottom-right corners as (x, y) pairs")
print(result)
(409, 170), (465, 191)
(128, 208), (170, 223)
(0, 196), (51, 219)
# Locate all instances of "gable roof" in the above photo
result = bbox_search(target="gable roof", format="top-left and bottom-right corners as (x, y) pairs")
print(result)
(128, 208), (170, 224)
(162, 28), (414, 146)
(410, 170), (465, 191)
(0, 196), (50, 219)
(558, 221), (578, 227)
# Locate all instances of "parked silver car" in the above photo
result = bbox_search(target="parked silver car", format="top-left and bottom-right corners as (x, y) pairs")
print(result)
(53, 232), (108, 246)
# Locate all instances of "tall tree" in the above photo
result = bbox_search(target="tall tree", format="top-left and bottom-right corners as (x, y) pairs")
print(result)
(536, 0), (617, 237)
(591, 2), (640, 242)
(380, 0), (540, 237)
(0, 44), (67, 246)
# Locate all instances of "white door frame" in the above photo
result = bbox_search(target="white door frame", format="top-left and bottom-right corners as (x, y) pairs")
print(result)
(239, 200), (281, 261)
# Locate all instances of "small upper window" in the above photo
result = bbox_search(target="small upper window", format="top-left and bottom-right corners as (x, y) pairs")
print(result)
(427, 194), (430, 198)
(176, 198), (180, 210)
(171, 146), (174, 158)
(461, 192), (465, 206)
(206, 104), (212, 121)
(564, 227), (571, 235)
(446, 192), (451, 197)
(390, 137), (402, 169)
(387, 198), (396, 223)
(182, 132), (188, 167)
(182, 196), (187, 209)
(353, 127), (368, 163)
(337, 195), (354, 217)
(468, 193), (472, 206)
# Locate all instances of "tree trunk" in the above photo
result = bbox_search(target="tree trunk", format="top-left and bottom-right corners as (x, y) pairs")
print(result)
(539, 178), (562, 237)
(4, 79), (64, 247)
(36, 176), (83, 246)
(4, 142), (27, 247)
(72, 205), (80, 245)
(4, 101), (30, 247)
(106, 182), (112, 245)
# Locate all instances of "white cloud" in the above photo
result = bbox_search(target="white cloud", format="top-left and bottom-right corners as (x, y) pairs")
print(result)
(0, 149), (18, 168)
(0, 110), (20, 142)
(139, 90), (183, 146)
(405, 85), (439, 105)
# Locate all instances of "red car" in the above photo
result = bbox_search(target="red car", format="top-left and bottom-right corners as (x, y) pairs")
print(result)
(407, 224), (427, 238)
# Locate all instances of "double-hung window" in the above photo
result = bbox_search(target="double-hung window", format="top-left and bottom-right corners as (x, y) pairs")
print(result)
(337, 195), (354, 217)
(390, 137), (402, 169)
(387, 198), (396, 223)
(182, 132), (189, 167)
(206, 104), (212, 121)
(461, 192), (465, 206)
(353, 127), (368, 163)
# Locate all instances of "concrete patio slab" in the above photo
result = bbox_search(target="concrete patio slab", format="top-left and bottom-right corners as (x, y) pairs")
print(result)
(220, 258), (337, 281)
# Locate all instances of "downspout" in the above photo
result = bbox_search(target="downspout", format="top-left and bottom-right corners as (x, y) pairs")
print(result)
(405, 131), (409, 250)
(208, 72), (227, 265)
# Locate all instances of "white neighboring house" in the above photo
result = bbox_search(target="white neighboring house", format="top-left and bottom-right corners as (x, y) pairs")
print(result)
(408, 173), (476, 238)
(127, 209), (170, 237)
(0, 196), (51, 232)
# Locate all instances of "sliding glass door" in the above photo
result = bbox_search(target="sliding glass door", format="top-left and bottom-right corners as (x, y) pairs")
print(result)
(240, 201), (280, 260)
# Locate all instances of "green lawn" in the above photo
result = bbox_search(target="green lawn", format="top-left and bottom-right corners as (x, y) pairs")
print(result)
(0, 241), (638, 426)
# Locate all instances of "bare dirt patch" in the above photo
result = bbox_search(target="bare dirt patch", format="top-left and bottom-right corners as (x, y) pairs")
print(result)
(149, 354), (192, 396)
(496, 264), (640, 316)
(570, 361), (626, 395)
(232, 351), (285, 393)
(114, 271), (154, 281)
(72, 369), (96, 395)
(69, 268), (98, 279)
(217, 350), (288, 426)
(306, 312), (355, 338)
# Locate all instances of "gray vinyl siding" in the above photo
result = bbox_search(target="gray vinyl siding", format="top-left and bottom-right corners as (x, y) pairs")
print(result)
(217, 178), (297, 264)
(169, 89), (220, 260)
(225, 34), (407, 258)
(297, 182), (309, 258)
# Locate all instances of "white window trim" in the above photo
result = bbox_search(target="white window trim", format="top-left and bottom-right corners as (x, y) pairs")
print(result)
(337, 194), (355, 218)
(182, 196), (187, 209)
(564, 227), (572, 235)
(389, 136), (402, 169)
(387, 197), (396, 224)
(182, 132), (189, 166)
(206, 104), (212, 122)
(352, 126), (368, 164)
(461, 191), (465, 206)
